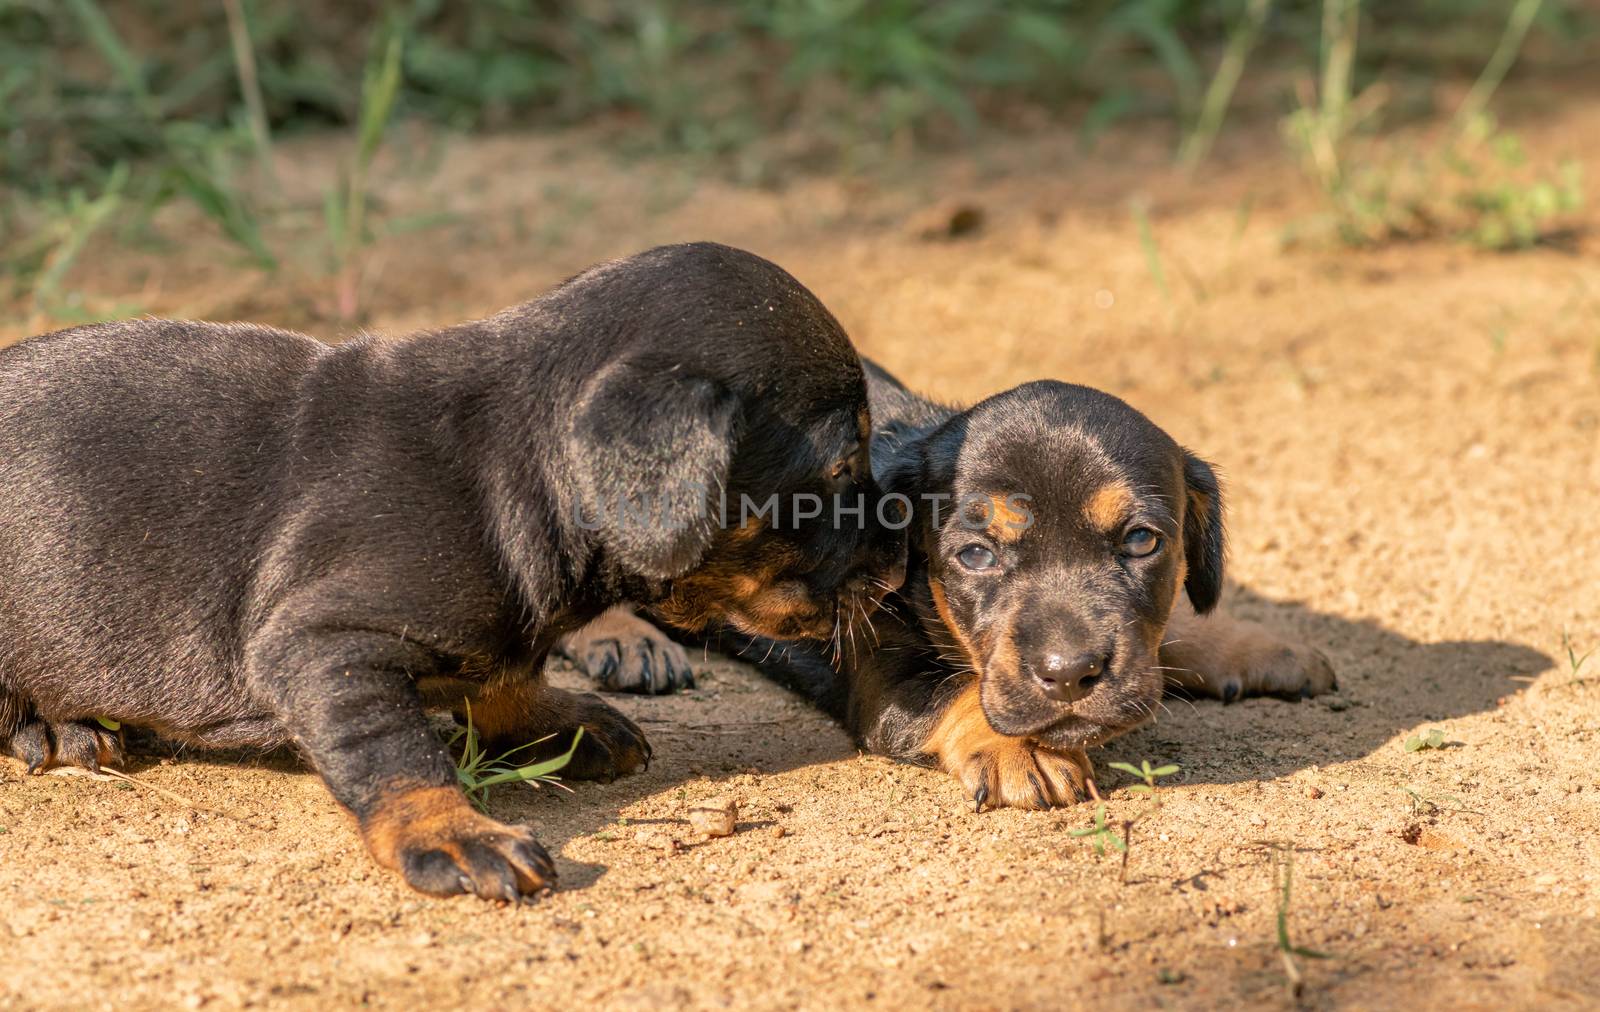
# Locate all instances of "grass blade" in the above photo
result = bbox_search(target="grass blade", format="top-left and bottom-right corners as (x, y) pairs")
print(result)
(1180, 0), (1273, 169)
(221, 0), (276, 188)
(61, 0), (157, 120)
(1131, 201), (1170, 301)
(471, 727), (585, 791)
(32, 163), (129, 309)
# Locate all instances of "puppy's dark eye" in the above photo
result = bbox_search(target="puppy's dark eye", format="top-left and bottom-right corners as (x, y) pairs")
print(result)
(956, 544), (999, 571)
(1121, 528), (1161, 558)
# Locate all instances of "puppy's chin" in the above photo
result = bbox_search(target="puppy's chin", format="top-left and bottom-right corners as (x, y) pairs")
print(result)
(978, 665), (1163, 748)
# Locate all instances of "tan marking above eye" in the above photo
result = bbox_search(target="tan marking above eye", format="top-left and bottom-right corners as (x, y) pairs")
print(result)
(1084, 480), (1134, 532)
(986, 493), (1030, 543)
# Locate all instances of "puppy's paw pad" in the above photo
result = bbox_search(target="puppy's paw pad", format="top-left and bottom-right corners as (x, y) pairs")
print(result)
(5, 719), (123, 774)
(364, 787), (555, 901)
(559, 611), (695, 695)
(398, 826), (555, 901)
(957, 741), (1088, 812)
(546, 695), (652, 783)
(1254, 645), (1338, 701)
(585, 636), (694, 695)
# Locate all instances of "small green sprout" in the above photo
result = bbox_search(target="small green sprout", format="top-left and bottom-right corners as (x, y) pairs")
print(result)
(1268, 842), (1330, 998)
(450, 703), (581, 812)
(95, 717), (121, 732)
(1404, 728), (1447, 752)
(1562, 627), (1595, 684)
(1069, 803), (1126, 856)
(1072, 760), (1181, 880)
(1106, 760), (1181, 794)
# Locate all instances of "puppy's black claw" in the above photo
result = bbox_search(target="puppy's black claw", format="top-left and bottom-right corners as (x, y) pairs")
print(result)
(555, 694), (652, 782)
(403, 849), (472, 897)
(972, 782), (989, 813)
(590, 645), (621, 684)
(7, 718), (120, 774)
(8, 720), (50, 773)
(1221, 682), (1240, 704)
(1027, 771), (1049, 810)
(395, 822), (555, 900)
(515, 839), (557, 887)
(1299, 685), (1314, 701)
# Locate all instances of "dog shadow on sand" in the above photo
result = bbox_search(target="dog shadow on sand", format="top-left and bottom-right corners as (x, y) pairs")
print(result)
(103, 583), (1550, 892)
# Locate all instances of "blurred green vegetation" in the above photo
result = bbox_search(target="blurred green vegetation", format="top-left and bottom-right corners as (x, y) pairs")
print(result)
(6, 0), (1595, 185)
(1, 0), (1595, 315)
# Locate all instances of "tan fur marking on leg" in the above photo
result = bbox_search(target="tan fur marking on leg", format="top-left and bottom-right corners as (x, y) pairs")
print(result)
(920, 680), (1088, 810)
(361, 784), (487, 871)
(459, 678), (558, 743)
(929, 576), (980, 670)
(921, 680), (995, 767)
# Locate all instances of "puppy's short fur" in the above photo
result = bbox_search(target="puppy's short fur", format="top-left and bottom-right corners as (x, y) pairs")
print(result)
(0, 242), (904, 898)
(565, 361), (1335, 810)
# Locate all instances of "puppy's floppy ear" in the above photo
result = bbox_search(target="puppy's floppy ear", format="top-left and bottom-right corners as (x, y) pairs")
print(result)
(568, 363), (739, 581)
(1181, 450), (1225, 614)
(878, 416), (963, 544)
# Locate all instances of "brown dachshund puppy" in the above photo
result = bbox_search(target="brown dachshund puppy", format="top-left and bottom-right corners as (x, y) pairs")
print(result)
(561, 360), (1334, 809)
(0, 243), (905, 898)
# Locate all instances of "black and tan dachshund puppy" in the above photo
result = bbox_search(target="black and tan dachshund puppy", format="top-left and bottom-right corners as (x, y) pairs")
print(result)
(0, 243), (905, 898)
(563, 361), (1334, 809)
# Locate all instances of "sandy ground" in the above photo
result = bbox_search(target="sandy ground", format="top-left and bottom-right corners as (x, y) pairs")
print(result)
(3, 90), (1599, 1010)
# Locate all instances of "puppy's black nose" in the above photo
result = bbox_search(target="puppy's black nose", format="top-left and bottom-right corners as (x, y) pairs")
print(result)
(1033, 651), (1106, 702)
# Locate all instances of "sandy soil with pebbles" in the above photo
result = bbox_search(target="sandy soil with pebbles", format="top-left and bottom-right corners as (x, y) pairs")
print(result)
(3, 88), (1599, 1010)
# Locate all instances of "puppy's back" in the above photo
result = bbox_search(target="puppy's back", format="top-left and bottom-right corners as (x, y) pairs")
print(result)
(0, 321), (327, 725)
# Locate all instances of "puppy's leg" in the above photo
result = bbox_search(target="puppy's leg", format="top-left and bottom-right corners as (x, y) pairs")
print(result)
(748, 621), (1085, 812)
(3, 717), (124, 774)
(915, 680), (1089, 811)
(835, 633), (1087, 811)
(1160, 598), (1337, 703)
(457, 679), (651, 783)
(554, 605), (695, 694)
(247, 628), (554, 901)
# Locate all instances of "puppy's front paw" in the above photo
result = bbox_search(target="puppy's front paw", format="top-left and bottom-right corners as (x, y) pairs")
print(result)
(556, 606), (695, 694)
(955, 739), (1089, 812)
(5, 718), (124, 774)
(921, 681), (1088, 811)
(363, 785), (556, 901)
(535, 692), (652, 783)
(463, 682), (652, 783)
